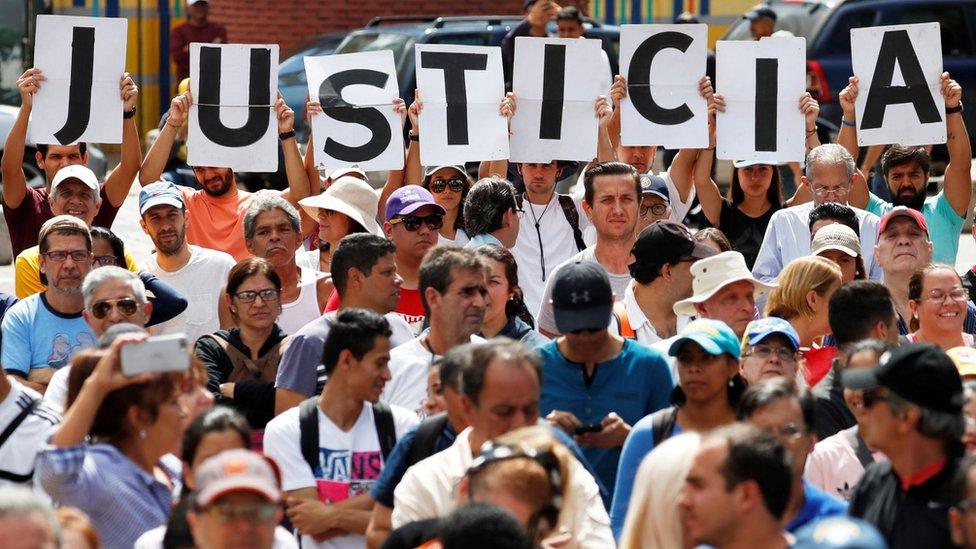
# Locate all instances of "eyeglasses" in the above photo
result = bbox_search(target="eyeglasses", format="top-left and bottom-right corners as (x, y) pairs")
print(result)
(93, 255), (120, 267)
(640, 203), (669, 217)
(389, 214), (444, 232)
(90, 297), (139, 319)
(429, 177), (466, 194)
(769, 422), (806, 441)
(922, 288), (968, 303)
(200, 502), (279, 523)
(42, 250), (90, 263)
(234, 289), (280, 303)
(743, 344), (797, 363)
(812, 185), (851, 199)
(956, 499), (976, 512)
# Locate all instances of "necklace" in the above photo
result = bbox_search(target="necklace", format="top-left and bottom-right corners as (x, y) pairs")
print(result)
(525, 191), (556, 282)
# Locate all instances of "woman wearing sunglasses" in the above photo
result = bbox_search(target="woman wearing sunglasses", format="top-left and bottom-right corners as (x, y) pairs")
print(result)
(421, 166), (470, 246)
(905, 263), (973, 350)
(194, 258), (286, 443)
(90, 226), (187, 328)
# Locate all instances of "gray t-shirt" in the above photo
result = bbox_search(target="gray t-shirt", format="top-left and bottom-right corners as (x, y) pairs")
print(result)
(274, 311), (414, 397)
(535, 247), (632, 335)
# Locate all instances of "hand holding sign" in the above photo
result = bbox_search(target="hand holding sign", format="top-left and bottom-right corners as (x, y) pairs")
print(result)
(16, 69), (46, 110)
(121, 73), (138, 112)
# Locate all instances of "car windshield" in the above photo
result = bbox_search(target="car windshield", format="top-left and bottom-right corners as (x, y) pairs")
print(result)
(280, 41), (341, 75)
(334, 32), (416, 83)
(722, 3), (832, 44)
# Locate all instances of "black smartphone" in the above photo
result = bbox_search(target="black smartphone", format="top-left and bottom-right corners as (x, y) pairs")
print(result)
(573, 423), (603, 435)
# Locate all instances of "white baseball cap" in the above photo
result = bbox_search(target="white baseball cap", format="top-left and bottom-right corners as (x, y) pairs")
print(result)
(811, 223), (860, 258)
(51, 165), (99, 196)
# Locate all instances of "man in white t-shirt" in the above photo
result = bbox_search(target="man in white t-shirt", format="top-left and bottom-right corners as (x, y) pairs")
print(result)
(382, 247), (488, 413)
(138, 181), (236, 342)
(392, 339), (613, 546)
(264, 309), (419, 549)
(0, 371), (60, 486)
(275, 234), (414, 414)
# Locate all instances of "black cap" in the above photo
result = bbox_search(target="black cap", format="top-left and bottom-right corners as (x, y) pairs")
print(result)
(551, 261), (613, 333)
(744, 4), (777, 21)
(630, 221), (716, 272)
(842, 344), (964, 414)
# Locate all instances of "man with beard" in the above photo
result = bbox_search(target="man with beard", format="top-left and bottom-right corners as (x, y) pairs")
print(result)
(1, 216), (96, 393)
(244, 192), (330, 334)
(138, 181), (236, 342)
(139, 91), (310, 261)
(839, 73), (971, 264)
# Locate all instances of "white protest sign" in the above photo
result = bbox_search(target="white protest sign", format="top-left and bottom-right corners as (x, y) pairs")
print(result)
(510, 37), (603, 163)
(188, 43), (279, 172)
(415, 44), (508, 166)
(305, 51), (403, 172)
(852, 23), (945, 147)
(715, 37), (806, 163)
(619, 24), (708, 148)
(31, 15), (127, 145)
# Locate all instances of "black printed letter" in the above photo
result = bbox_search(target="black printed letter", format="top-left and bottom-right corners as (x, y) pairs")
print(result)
(419, 52), (488, 145)
(54, 26), (96, 145)
(540, 44), (566, 140)
(318, 69), (392, 162)
(627, 31), (694, 125)
(755, 58), (778, 152)
(861, 29), (940, 129)
(197, 46), (272, 147)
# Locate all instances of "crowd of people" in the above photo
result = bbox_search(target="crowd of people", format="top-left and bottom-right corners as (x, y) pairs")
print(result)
(1, 1), (975, 548)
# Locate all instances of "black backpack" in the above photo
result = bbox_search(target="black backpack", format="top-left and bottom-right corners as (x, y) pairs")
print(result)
(298, 398), (397, 474)
(515, 193), (586, 252)
(406, 412), (451, 468)
(650, 406), (678, 447)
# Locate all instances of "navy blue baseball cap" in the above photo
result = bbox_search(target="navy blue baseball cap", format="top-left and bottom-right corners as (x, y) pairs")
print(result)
(743, 317), (800, 352)
(551, 261), (613, 334)
(640, 174), (669, 202)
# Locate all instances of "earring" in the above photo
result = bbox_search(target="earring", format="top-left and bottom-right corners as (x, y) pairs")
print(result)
(139, 429), (147, 440)
(231, 309), (238, 315)
(728, 378), (734, 387)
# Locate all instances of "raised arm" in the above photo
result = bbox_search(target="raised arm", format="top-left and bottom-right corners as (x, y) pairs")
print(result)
(378, 98), (411, 218)
(479, 92), (518, 179)
(1, 69), (45, 208)
(694, 93), (723, 226)
(801, 92), (821, 151)
(300, 100), (322, 239)
(276, 93), (311, 206)
(940, 73), (972, 217)
(668, 76), (715, 204)
(139, 93), (188, 185)
(836, 77), (870, 209)
(403, 93), (423, 185)
(102, 73), (143, 206)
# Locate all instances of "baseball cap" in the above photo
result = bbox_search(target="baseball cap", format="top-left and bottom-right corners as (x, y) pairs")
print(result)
(139, 181), (186, 216)
(842, 343), (964, 414)
(51, 165), (99, 196)
(743, 317), (800, 352)
(947, 346), (976, 379)
(792, 517), (886, 549)
(811, 223), (860, 258)
(744, 4), (777, 21)
(424, 165), (467, 181)
(732, 159), (777, 168)
(384, 185), (446, 222)
(673, 251), (776, 316)
(639, 174), (669, 202)
(327, 167), (367, 182)
(669, 319), (741, 359)
(551, 261), (614, 334)
(195, 449), (281, 507)
(187, 0), (209, 5)
(630, 221), (715, 273)
(877, 206), (928, 237)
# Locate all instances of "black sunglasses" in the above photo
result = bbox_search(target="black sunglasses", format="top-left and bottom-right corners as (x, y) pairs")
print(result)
(429, 177), (466, 194)
(390, 214), (444, 232)
(90, 298), (139, 320)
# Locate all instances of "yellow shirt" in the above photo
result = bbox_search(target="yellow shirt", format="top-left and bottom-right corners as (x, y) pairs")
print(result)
(15, 246), (138, 298)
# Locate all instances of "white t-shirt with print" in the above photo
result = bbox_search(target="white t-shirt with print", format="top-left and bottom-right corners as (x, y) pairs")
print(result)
(140, 245), (236, 343)
(263, 402), (418, 549)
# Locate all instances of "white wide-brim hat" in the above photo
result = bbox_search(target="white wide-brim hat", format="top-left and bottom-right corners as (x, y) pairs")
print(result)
(673, 251), (777, 316)
(298, 175), (381, 236)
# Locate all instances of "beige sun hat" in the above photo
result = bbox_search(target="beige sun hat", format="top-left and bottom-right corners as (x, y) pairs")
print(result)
(298, 175), (381, 236)
(673, 251), (777, 316)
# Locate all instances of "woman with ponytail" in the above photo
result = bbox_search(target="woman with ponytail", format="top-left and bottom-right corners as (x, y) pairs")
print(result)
(474, 245), (548, 348)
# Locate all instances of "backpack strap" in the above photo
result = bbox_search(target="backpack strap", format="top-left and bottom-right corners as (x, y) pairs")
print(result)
(557, 194), (587, 252)
(298, 397), (320, 475)
(612, 301), (636, 339)
(407, 413), (450, 468)
(203, 333), (262, 379)
(0, 398), (39, 450)
(651, 406), (678, 447)
(372, 401), (397, 462)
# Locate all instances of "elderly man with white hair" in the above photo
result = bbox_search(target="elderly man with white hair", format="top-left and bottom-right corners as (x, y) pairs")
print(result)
(752, 144), (882, 283)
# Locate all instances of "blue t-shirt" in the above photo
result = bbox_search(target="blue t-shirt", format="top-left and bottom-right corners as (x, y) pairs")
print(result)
(786, 479), (849, 532)
(0, 293), (94, 376)
(539, 338), (673, 505)
(867, 191), (964, 264)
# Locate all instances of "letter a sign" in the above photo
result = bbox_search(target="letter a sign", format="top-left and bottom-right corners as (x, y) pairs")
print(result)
(188, 43), (279, 172)
(32, 15), (127, 145)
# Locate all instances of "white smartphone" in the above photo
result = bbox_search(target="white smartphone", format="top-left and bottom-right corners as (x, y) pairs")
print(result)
(121, 334), (190, 377)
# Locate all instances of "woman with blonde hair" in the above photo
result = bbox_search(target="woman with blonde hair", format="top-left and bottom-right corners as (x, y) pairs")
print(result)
(618, 432), (702, 549)
(765, 256), (843, 387)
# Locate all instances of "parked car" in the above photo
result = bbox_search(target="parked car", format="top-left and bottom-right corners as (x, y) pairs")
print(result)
(278, 32), (348, 140)
(722, 0), (976, 155)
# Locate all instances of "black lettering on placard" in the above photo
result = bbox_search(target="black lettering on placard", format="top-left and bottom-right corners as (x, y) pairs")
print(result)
(419, 51), (488, 145)
(755, 58), (778, 152)
(54, 27), (96, 145)
(318, 69), (392, 162)
(628, 31), (694, 125)
(861, 29), (941, 129)
(540, 44), (566, 140)
(197, 46), (271, 147)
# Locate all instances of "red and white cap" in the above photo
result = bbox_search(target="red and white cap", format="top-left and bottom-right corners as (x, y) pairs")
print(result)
(194, 450), (281, 507)
(877, 206), (928, 237)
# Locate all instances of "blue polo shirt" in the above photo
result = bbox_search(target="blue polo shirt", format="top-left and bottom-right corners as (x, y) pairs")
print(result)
(786, 479), (849, 533)
(539, 338), (673, 504)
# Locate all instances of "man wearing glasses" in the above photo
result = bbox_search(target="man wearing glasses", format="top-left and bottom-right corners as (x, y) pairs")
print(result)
(1, 216), (96, 393)
(752, 143), (882, 284)
(844, 344), (965, 548)
(739, 378), (848, 533)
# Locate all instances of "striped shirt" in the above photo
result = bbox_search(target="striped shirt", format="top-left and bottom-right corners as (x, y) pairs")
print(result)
(36, 443), (181, 549)
(0, 380), (59, 485)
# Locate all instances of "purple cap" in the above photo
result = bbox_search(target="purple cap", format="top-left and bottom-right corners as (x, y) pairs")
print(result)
(384, 185), (446, 222)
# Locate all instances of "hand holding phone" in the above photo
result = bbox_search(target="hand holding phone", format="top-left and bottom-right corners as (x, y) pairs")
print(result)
(120, 334), (189, 377)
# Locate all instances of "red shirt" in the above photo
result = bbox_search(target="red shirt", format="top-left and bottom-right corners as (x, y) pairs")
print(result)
(802, 345), (838, 388)
(2, 185), (120, 257)
(170, 22), (228, 81)
(325, 287), (426, 333)
(900, 458), (947, 491)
